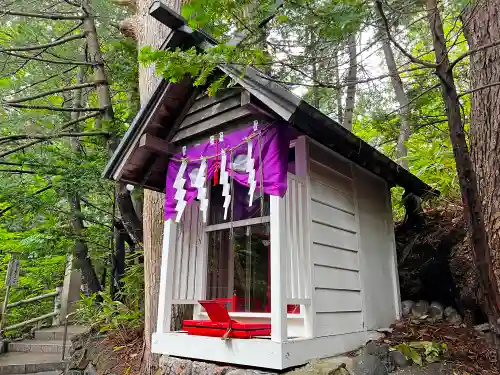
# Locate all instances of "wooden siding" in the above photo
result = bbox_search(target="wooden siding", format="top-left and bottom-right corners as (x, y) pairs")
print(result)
(353, 166), (399, 329)
(309, 160), (364, 337)
(171, 88), (274, 143)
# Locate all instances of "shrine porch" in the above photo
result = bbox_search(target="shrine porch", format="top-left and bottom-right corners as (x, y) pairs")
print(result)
(151, 330), (382, 370)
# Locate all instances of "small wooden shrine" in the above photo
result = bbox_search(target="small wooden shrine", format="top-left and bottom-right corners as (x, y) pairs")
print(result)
(103, 1), (437, 370)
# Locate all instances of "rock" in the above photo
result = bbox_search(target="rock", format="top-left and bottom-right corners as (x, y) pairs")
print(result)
(429, 302), (444, 322)
(411, 301), (429, 318)
(351, 354), (388, 375)
(161, 357), (193, 375)
(444, 307), (462, 324)
(363, 342), (395, 372)
(226, 371), (274, 375)
(390, 350), (410, 367)
(474, 323), (491, 332)
(376, 328), (394, 334)
(84, 364), (97, 375)
(192, 361), (220, 374)
(401, 301), (414, 317)
(443, 306), (456, 317)
(316, 357), (354, 375)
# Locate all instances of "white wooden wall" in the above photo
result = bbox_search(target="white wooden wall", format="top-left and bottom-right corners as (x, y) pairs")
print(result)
(308, 160), (364, 337)
(353, 166), (400, 329)
(308, 141), (400, 337)
(171, 201), (207, 303)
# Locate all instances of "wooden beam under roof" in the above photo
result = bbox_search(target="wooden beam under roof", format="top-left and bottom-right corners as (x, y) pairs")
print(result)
(138, 133), (178, 156)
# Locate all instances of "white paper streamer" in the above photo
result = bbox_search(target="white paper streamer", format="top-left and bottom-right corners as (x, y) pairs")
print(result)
(173, 160), (188, 222)
(246, 140), (253, 172)
(249, 181), (257, 206)
(218, 149), (232, 220)
(246, 139), (256, 206)
(194, 158), (207, 188)
(193, 158), (209, 223)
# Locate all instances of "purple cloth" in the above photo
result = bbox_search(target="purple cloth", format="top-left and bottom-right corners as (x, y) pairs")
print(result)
(164, 123), (291, 221)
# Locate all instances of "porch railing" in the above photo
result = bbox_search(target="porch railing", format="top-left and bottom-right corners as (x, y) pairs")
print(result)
(284, 173), (312, 305)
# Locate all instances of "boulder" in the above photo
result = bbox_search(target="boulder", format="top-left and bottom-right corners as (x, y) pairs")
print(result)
(83, 364), (97, 375)
(444, 307), (462, 324)
(363, 342), (395, 372)
(351, 354), (388, 375)
(390, 350), (410, 367)
(161, 357), (193, 375)
(411, 301), (429, 318)
(401, 301), (414, 317)
(429, 302), (444, 322)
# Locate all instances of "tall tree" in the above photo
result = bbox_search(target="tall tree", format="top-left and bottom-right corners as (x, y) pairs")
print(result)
(343, 33), (358, 131)
(377, 0), (500, 324)
(375, 5), (411, 169)
(463, 0), (500, 313)
(135, 0), (188, 373)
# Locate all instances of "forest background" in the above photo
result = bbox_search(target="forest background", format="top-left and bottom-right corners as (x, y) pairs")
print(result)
(0, 0), (498, 373)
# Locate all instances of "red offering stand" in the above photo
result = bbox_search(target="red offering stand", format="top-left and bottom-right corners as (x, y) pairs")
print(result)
(182, 300), (271, 339)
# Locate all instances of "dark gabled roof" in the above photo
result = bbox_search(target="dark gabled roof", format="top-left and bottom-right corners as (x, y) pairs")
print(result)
(103, 1), (438, 198)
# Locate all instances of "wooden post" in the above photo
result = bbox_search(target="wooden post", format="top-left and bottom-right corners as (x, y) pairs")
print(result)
(270, 196), (288, 342)
(156, 220), (177, 333)
(59, 255), (82, 324)
(0, 255), (18, 331)
(0, 285), (11, 332)
(295, 136), (315, 338)
(52, 286), (62, 326)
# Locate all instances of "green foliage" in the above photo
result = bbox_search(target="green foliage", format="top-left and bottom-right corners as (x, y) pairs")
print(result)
(0, 0), (139, 333)
(75, 291), (143, 333)
(0, 253), (66, 337)
(393, 341), (448, 366)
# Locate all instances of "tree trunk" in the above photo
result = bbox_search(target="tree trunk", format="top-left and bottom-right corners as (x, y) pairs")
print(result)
(463, 0), (500, 304)
(333, 50), (343, 124)
(82, 0), (143, 248)
(136, 0), (187, 373)
(376, 6), (411, 169)
(343, 34), (357, 131)
(426, 0), (500, 323)
(68, 66), (101, 294)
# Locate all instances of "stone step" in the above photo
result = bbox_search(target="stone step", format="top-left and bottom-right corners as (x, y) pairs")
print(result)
(8, 341), (68, 356)
(34, 326), (86, 341)
(0, 353), (65, 375)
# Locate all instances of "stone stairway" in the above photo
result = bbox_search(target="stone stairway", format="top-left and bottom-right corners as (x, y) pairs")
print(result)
(0, 326), (87, 375)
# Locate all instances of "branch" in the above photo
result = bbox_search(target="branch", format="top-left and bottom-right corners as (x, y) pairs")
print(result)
(1, 51), (92, 66)
(0, 34), (84, 53)
(5, 103), (107, 112)
(60, 112), (101, 129)
(375, 0), (437, 69)
(7, 82), (101, 104)
(0, 185), (53, 217)
(458, 81), (500, 97)
(9, 66), (78, 97)
(383, 83), (440, 118)
(0, 131), (110, 142)
(0, 132), (109, 158)
(0, 10), (83, 20)
(0, 169), (36, 174)
(451, 39), (500, 69)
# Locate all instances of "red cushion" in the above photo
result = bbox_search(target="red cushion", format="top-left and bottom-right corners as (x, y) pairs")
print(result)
(182, 300), (271, 338)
